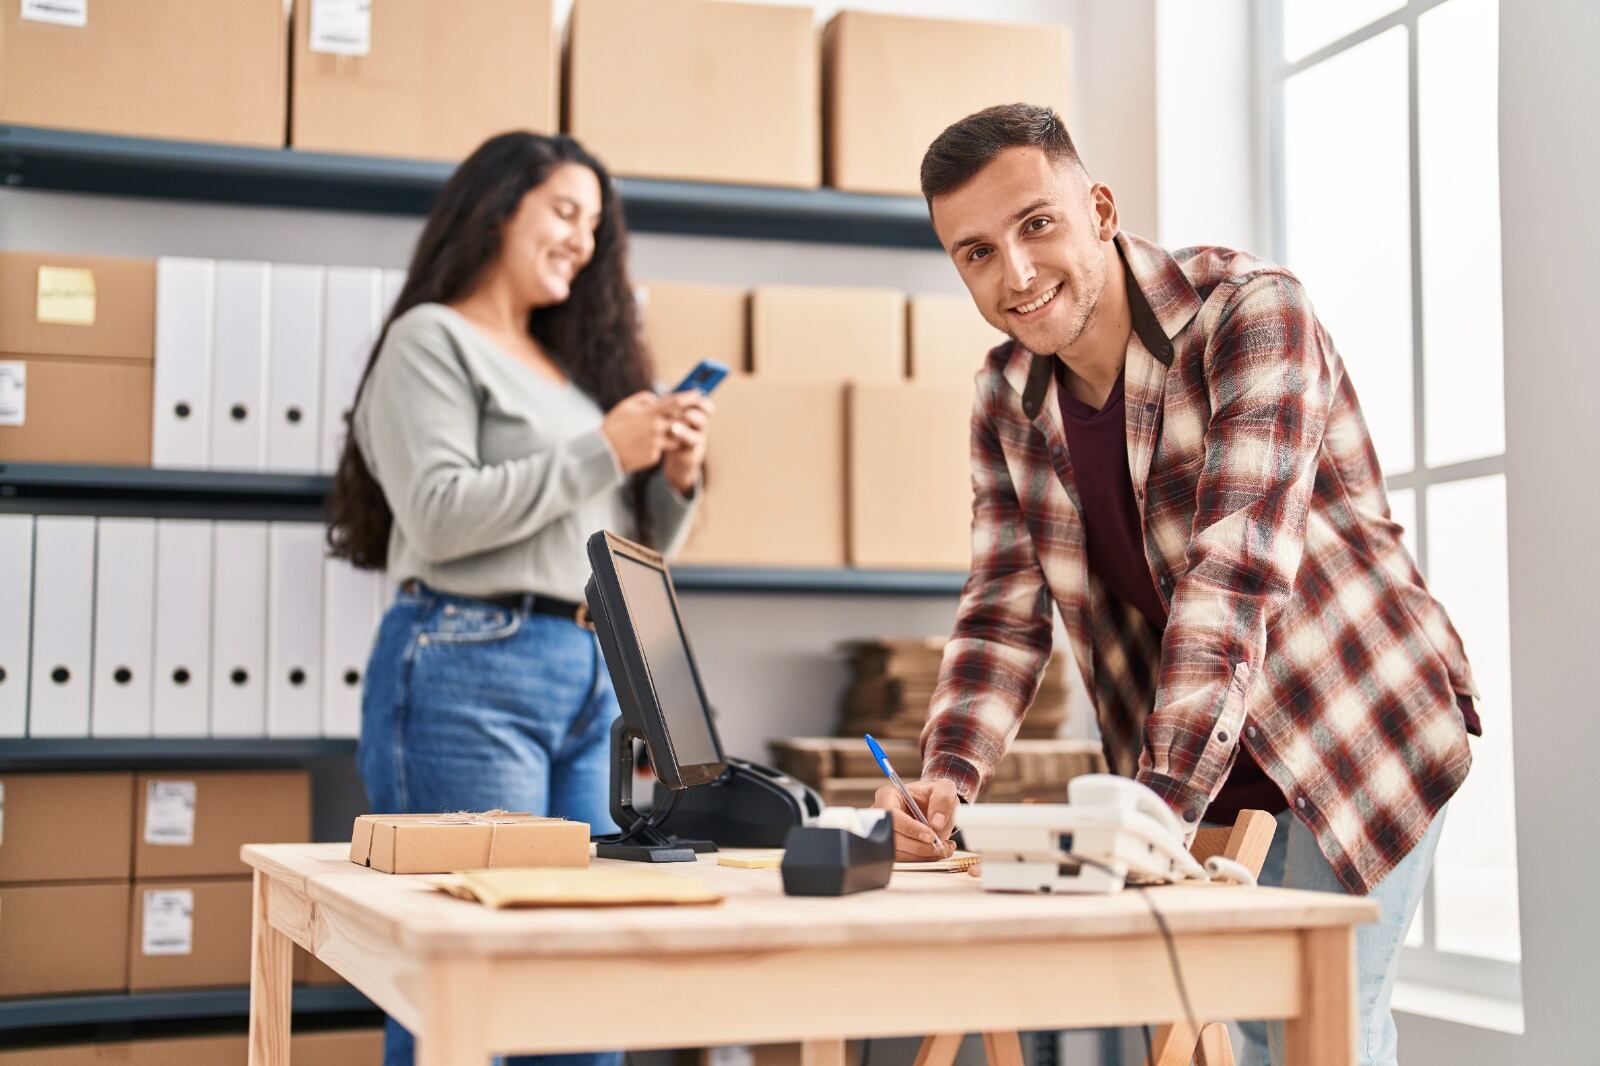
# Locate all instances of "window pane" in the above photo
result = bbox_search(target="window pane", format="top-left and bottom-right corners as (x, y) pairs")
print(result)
(1388, 486), (1418, 562)
(1282, 0), (1405, 63)
(1426, 475), (1521, 962)
(1419, 0), (1505, 467)
(1284, 28), (1415, 475)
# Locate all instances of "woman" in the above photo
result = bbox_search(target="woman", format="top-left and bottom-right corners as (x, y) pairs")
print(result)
(327, 131), (710, 1066)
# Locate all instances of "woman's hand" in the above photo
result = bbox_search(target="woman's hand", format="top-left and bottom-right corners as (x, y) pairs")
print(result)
(600, 391), (675, 474)
(661, 392), (713, 496)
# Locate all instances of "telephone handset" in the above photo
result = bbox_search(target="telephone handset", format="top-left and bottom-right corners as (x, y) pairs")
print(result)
(954, 774), (1238, 893)
(1066, 774), (1208, 881)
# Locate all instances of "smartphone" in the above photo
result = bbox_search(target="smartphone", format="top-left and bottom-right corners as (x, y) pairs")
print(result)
(671, 359), (730, 396)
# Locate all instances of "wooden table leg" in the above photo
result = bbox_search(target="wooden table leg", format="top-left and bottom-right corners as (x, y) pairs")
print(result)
(913, 1034), (963, 1066)
(981, 1032), (1025, 1066)
(1285, 927), (1356, 1066)
(801, 1039), (847, 1066)
(418, 959), (494, 1066)
(248, 870), (293, 1066)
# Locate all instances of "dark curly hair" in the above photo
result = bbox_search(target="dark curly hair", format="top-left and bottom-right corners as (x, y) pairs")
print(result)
(326, 131), (656, 569)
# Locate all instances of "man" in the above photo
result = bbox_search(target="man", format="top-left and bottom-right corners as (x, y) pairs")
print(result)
(872, 104), (1480, 1066)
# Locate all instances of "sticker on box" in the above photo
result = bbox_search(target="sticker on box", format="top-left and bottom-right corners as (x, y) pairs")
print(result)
(144, 779), (197, 846)
(142, 888), (195, 956)
(35, 266), (96, 325)
(21, 0), (87, 28)
(310, 0), (371, 56)
(0, 363), (25, 427)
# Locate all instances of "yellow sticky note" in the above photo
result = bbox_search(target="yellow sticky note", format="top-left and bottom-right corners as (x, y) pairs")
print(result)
(36, 266), (96, 326)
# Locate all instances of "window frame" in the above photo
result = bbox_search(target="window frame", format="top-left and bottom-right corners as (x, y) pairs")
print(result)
(1254, 0), (1519, 1003)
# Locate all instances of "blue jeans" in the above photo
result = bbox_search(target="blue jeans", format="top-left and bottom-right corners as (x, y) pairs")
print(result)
(1230, 806), (1446, 1066)
(357, 583), (623, 1066)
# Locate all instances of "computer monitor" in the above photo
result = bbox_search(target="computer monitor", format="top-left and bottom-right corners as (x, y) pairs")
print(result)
(584, 530), (727, 791)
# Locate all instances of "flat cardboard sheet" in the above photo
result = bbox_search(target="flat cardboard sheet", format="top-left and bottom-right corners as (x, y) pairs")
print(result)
(434, 866), (723, 908)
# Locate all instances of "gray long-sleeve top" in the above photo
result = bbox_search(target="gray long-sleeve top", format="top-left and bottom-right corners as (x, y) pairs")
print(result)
(353, 303), (698, 602)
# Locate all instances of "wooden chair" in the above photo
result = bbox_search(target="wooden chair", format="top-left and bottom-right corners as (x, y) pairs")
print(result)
(911, 809), (1278, 1066)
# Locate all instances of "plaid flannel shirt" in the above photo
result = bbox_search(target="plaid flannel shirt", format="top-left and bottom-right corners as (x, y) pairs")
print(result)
(922, 231), (1478, 894)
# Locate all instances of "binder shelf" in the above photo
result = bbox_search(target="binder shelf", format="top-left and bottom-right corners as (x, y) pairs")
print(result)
(0, 464), (967, 595)
(0, 738), (358, 771)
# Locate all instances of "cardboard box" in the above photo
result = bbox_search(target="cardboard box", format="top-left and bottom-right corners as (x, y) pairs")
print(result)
(674, 378), (847, 568)
(350, 814), (590, 874)
(0, 0), (287, 147)
(292, 1029), (384, 1066)
(639, 282), (749, 387)
(291, 0), (556, 161)
(823, 11), (1073, 196)
(0, 356), (153, 466)
(0, 882), (130, 997)
(0, 1033), (328, 1066)
(846, 382), (972, 570)
(0, 252), (156, 360)
(132, 771), (310, 880)
(567, 0), (819, 187)
(127, 878), (252, 991)
(0, 773), (135, 884)
(0, 1043), (136, 1066)
(908, 295), (1009, 386)
(750, 287), (905, 385)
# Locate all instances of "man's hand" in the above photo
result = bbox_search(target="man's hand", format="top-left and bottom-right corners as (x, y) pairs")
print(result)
(872, 777), (959, 861)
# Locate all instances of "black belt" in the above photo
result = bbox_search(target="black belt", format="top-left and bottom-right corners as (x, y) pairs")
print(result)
(402, 581), (593, 630)
(485, 591), (593, 631)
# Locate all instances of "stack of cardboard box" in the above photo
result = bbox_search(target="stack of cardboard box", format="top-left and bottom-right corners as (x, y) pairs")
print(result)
(640, 281), (1006, 573)
(0, 769), (322, 998)
(835, 638), (1071, 742)
(0, 252), (156, 467)
(769, 736), (1107, 807)
(2, 1), (1073, 191)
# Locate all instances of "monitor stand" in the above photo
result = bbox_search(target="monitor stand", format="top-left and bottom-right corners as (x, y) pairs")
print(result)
(594, 718), (715, 862)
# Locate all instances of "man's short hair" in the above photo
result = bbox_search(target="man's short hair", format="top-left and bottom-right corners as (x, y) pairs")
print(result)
(919, 103), (1083, 203)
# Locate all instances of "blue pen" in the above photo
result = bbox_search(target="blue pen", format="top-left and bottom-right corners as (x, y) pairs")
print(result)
(865, 734), (951, 856)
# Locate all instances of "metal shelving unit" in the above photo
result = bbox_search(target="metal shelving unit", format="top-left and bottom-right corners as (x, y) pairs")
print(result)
(0, 124), (940, 249)
(1, 463), (967, 595)
(0, 987), (374, 1032)
(0, 117), (957, 1040)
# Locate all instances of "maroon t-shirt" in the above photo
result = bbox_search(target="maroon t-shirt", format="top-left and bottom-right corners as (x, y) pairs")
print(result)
(1056, 361), (1288, 822)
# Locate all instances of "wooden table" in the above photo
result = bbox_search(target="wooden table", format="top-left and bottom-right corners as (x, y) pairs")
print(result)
(242, 843), (1377, 1066)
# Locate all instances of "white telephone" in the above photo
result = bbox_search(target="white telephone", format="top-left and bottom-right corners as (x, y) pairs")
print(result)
(956, 774), (1253, 894)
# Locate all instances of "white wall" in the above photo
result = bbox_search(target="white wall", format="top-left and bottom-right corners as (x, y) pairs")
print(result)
(1396, 0), (1600, 1060)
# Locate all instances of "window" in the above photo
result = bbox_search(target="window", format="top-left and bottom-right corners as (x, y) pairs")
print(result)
(1262, 0), (1520, 1003)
